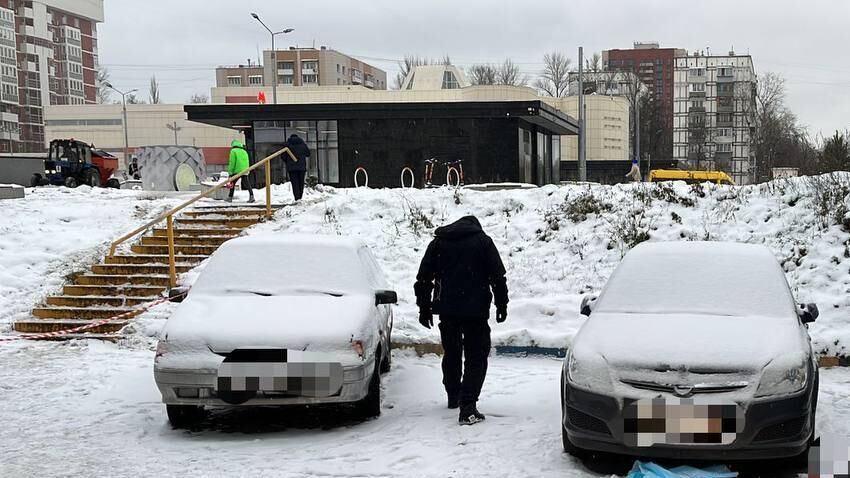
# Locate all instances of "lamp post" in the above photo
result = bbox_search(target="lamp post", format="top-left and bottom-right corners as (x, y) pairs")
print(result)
(165, 121), (182, 145)
(251, 13), (293, 105)
(104, 82), (137, 165)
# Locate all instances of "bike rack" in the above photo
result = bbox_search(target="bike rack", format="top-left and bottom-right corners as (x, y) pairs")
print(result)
(400, 167), (415, 189)
(354, 167), (369, 188)
(446, 166), (461, 188)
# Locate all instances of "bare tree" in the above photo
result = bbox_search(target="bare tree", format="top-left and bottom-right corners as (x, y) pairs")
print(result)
(497, 58), (527, 86)
(96, 67), (111, 104)
(534, 52), (571, 97)
(149, 75), (161, 104)
(585, 52), (602, 72)
(188, 93), (209, 104)
(620, 72), (647, 160)
(469, 64), (498, 85)
(125, 93), (145, 105)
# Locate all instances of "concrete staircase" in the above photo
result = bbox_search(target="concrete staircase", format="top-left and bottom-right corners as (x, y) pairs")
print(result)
(13, 205), (278, 340)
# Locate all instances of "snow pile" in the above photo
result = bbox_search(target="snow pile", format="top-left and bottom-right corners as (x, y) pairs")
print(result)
(246, 176), (850, 357)
(0, 187), (186, 332)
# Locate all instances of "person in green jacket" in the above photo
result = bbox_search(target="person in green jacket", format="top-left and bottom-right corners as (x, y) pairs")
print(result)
(227, 139), (254, 203)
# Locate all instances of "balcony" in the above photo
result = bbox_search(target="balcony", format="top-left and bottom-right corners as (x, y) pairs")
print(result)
(1, 92), (18, 103)
(277, 68), (294, 76)
(688, 105), (706, 113)
(301, 67), (318, 75)
(364, 79), (375, 88)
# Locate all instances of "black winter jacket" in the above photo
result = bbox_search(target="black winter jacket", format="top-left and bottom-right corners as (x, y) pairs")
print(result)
(414, 216), (508, 320)
(285, 135), (310, 173)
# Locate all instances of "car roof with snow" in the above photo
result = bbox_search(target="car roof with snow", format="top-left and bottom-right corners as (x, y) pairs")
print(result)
(593, 241), (798, 318)
(190, 234), (381, 296)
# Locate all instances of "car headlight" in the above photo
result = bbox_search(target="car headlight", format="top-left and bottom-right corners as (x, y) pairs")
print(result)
(755, 360), (808, 398)
(566, 352), (614, 393)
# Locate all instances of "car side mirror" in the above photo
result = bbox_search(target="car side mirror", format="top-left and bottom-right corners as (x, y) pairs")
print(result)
(580, 295), (598, 317)
(375, 290), (398, 306)
(798, 303), (818, 324)
(168, 286), (190, 303)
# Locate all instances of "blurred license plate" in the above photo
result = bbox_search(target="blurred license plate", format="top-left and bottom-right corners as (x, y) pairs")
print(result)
(216, 361), (343, 397)
(624, 398), (743, 447)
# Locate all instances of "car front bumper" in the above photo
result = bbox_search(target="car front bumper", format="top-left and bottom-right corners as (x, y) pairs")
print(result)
(562, 379), (816, 460)
(154, 358), (374, 407)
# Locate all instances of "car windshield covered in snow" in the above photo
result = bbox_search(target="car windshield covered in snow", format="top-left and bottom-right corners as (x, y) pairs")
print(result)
(593, 242), (797, 318)
(190, 235), (378, 297)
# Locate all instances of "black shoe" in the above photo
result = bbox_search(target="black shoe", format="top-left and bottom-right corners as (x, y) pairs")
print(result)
(447, 394), (459, 410)
(458, 405), (485, 426)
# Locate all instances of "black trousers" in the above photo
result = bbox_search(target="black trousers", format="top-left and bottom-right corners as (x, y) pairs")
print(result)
(439, 318), (491, 408)
(289, 170), (306, 201)
(228, 175), (253, 199)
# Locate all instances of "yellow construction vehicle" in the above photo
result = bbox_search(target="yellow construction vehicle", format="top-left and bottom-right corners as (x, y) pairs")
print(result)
(649, 169), (736, 185)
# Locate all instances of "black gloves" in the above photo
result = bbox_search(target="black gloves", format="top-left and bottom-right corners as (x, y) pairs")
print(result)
(496, 307), (507, 323)
(419, 310), (434, 329)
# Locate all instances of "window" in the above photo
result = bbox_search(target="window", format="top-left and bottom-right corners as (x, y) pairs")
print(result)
(690, 83), (705, 92)
(227, 76), (241, 86)
(717, 83), (733, 93)
(717, 128), (732, 137)
(717, 143), (732, 153)
(690, 100), (704, 109)
(277, 61), (294, 71)
(248, 75), (263, 86)
(692, 68), (705, 77)
(336, 64), (340, 73)
(441, 70), (459, 89)
(719, 67), (733, 77)
(302, 74), (317, 84)
(342, 65), (346, 74)
(279, 75), (293, 85)
(718, 113), (733, 123)
(302, 61), (318, 73)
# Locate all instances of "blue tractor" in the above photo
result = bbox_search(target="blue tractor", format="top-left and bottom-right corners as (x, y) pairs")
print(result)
(30, 139), (120, 188)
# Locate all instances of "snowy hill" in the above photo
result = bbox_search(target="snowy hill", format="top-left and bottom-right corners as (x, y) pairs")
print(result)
(249, 175), (850, 358)
(2, 177), (848, 359)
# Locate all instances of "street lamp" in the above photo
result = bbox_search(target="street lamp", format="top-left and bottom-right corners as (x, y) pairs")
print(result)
(104, 82), (137, 166)
(251, 12), (294, 105)
(165, 121), (182, 145)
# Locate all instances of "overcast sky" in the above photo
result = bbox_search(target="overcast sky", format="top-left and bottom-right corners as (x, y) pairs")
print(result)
(99, 0), (849, 138)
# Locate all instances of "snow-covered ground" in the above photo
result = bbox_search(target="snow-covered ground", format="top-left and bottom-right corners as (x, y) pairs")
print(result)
(0, 186), (188, 333)
(1, 341), (848, 477)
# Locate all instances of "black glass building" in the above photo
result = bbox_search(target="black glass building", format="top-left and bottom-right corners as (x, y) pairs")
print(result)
(185, 101), (579, 188)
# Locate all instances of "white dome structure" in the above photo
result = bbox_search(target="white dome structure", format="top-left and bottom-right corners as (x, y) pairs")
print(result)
(400, 64), (470, 90)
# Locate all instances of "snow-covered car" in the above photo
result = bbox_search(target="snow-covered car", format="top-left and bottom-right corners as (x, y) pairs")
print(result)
(154, 235), (397, 428)
(561, 242), (819, 462)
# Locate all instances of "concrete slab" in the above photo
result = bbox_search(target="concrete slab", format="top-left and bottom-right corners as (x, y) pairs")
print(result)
(0, 184), (24, 200)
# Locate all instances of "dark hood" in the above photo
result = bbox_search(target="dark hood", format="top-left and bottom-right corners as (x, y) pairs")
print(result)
(435, 216), (483, 240)
(288, 135), (305, 145)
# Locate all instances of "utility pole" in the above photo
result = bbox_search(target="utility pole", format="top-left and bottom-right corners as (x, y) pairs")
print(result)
(166, 121), (182, 145)
(104, 82), (137, 166)
(251, 13), (294, 105)
(578, 46), (586, 182)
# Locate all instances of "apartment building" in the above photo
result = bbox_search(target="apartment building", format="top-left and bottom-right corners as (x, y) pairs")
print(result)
(0, 0), (103, 153)
(673, 51), (756, 184)
(215, 47), (387, 90)
(603, 43), (687, 159)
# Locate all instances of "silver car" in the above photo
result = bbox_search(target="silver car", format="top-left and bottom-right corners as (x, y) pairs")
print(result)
(154, 235), (397, 428)
(561, 242), (819, 462)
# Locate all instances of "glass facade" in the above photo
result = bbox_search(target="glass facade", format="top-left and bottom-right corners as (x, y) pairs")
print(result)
(252, 120), (339, 185)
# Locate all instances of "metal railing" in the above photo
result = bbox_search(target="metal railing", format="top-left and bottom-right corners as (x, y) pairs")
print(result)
(108, 146), (297, 288)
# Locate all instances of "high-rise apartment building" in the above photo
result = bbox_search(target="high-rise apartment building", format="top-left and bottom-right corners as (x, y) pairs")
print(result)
(215, 47), (387, 91)
(673, 51), (756, 184)
(603, 43), (686, 160)
(0, 0), (103, 153)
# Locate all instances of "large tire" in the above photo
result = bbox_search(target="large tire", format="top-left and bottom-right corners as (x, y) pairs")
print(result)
(356, 357), (382, 419)
(106, 178), (121, 189)
(30, 174), (41, 187)
(166, 404), (205, 429)
(380, 337), (392, 374)
(85, 169), (101, 187)
(64, 176), (78, 188)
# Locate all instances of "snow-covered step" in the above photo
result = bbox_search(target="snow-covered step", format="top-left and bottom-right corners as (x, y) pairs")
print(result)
(75, 274), (171, 287)
(183, 209), (270, 218)
(151, 228), (243, 237)
(131, 244), (219, 256)
(63, 284), (167, 297)
(14, 320), (130, 334)
(140, 235), (234, 247)
(91, 263), (195, 275)
(176, 217), (261, 228)
(46, 296), (160, 308)
(31, 307), (142, 320)
(103, 254), (208, 265)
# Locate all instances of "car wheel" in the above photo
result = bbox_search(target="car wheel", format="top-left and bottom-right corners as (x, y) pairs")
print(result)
(356, 357), (381, 419)
(380, 341), (391, 374)
(106, 178), (121, 189)
(30, 174), (41, 187)
(166, 404), (205, 429)
(64, 176), (78, 188)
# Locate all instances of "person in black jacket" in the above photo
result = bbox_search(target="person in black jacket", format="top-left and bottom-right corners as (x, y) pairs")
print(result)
(285, 134), (310, 201)
(414, 215), (509, 425)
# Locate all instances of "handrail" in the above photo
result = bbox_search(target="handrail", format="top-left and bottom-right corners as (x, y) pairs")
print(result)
(108, 146), (297, 287)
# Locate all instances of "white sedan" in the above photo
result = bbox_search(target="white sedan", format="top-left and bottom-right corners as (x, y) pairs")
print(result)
(154, 235), (397, 428)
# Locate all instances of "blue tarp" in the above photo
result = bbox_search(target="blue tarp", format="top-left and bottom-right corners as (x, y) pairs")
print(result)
(627, 461), (738, 478)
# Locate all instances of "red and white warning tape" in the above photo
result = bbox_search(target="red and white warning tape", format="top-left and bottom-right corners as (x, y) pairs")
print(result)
(0, 293), (182, 343)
